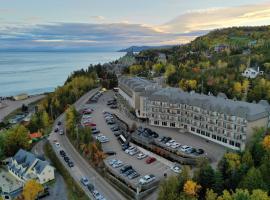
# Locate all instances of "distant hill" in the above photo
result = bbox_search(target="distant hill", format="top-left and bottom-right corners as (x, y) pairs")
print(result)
(118, 45), (175, 52)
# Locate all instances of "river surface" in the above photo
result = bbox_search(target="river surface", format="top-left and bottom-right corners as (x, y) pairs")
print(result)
(0, 51), (124, 97)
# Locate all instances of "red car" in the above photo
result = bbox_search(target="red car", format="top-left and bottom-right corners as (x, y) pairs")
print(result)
(83, 122), (96, 127)
(146, 157), (156, 164)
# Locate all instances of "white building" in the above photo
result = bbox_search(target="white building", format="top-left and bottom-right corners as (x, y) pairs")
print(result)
(8, 149), (55, 184)
(242, 67), (263, 79)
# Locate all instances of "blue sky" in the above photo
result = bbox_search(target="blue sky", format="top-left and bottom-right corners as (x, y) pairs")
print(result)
(0, 0), (270, 50)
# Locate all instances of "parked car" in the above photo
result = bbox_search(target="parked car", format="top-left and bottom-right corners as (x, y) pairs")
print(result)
(120, 165), (132, 174)
(129, 148), (139, 156)
(125, 146), (135, 154)
(92, 129), (100, 134)
(171, 143), (181, 149)
(110, 104), (117, 109)
(59, 130), (64, 135)
(59, 150), (66, 157)
(54, 128), (59, 133)
(57, 121), (62, 126)
(146, 157), (156, 164)
(112, 160), (123, 168)
(171, 165), (182, 174)
(92, 190), (104, 200)
(87, 183), (95, 193)
(111, 126), (120, 131)
(67, 161), (74, 168)
(139, 174), (156, 185)
(113, 131), (121, 136)
(166, 140), (176, 147)
(163, 137), (172, 144)
(55, 142), (60, 148)
(128, 171), (140, 179)
(121, 144), (129, 151)
(80, 177), (90, 186)
(137, 153), (148, 160)
(108, 159), (118, 166)
(123, 169), (134, 177)
(180, 145), (192, 153)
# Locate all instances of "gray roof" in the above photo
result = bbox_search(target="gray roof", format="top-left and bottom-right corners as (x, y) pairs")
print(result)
(147, 87), (270, 121)
(10, 149), (50, 176)
(118, 76), (156, 92)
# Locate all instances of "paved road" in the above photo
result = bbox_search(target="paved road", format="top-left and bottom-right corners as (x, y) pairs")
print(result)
(32, 140), (68, 200)
(48, 88), (126, 200)
(0, 95), (45, 122)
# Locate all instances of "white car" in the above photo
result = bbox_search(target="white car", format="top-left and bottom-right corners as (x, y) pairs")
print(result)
(166, 140), (175, 147)
(171, 143), (181, 149)
(125, 146), (135, 154)
(59, 130), (64, 135)
(180, 145), (192, 152)
(82, 114), (92, 119)
(137, 153), (148, 160)
(55, 142), (60, 148)
(139, 174), (156, 185)
(171, 165), (182, 174)
(129, 148), (139, 156)
(112, 160), (123, 168)
(108, 159), (118, 166)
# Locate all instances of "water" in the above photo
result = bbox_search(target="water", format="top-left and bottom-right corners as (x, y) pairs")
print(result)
(0, 51), (124, 97)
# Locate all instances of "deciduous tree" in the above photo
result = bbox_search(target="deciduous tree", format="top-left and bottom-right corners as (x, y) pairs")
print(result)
(23, 180), (43, 200)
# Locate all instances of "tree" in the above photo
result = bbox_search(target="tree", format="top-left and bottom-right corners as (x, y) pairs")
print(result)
(238, 167), (267, 192)
(262, 135), (270, 151)
(158, 176), (180, 200)
(205, 189), (218, 200)
(250, 189), (270, 200)
(23, 179), (43, 200)
(4, 125), (30, 156)
(153, 63), (164, 74)
(241, 150), (254, 171)
(164, 64), (176, 78)
(183, 180), (201, 197)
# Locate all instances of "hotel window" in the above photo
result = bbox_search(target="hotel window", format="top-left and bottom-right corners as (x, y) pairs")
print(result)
(201, 131), (205, 135)
(191, 127), (195, 132)
(162, 121), (167, 126)
(235, 142), (241, 148)
(217, 136), (222, 141)
(229, 140), (235, 146)
(196, 129), (201, 134)
(212, 134), (216, 139)
(206, 132), (210, 137)
(154, 121), (159, 125)
(222, 138), (227, 143)
(170, 123), (176, 127)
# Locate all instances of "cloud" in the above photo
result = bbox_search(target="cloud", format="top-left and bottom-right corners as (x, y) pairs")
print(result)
(0, 22), (198, 51)
(161, 2), (270, 33)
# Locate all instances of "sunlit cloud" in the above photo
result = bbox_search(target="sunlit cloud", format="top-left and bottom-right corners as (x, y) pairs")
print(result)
(161, 2), (270, 33)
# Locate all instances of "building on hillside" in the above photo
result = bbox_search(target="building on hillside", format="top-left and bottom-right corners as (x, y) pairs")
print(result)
(157, 53), (167, 63)
(118, 76), (270, 151)
(8, 149), (55, 184)
(242, 67), (264, 79)
(118, 76), (160, 118)
(214, 44), (229, 53)
(13, 93), (28, 101)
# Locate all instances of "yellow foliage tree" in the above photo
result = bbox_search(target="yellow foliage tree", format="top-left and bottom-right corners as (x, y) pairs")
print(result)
(183, 180), (201, 197)
(23, 179), (43, 200)
(262, 135), (270, 150)
(233, 82), (242, 94)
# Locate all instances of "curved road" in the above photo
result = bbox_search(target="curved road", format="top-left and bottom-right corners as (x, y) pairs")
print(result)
(48, 88), (126, 200)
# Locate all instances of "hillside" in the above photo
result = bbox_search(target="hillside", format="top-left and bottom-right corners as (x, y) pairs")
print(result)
(125, 25), (270, 103)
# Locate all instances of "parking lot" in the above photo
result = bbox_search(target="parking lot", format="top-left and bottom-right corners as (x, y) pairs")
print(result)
(87, 97), (175, 190)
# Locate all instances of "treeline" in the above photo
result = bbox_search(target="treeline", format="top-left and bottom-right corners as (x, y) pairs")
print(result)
(65, 106), (105, 167)
(125, 25), (270, 103)
(158, 128), (270, 200)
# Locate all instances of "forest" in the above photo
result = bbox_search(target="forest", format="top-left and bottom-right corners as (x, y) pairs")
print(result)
(125, 26), (270, 103)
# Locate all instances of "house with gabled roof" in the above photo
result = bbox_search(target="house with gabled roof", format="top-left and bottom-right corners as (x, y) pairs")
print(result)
(8, 149), (54, 184)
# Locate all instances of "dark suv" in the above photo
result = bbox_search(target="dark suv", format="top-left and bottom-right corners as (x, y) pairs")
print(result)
(120, 165), (132, 174)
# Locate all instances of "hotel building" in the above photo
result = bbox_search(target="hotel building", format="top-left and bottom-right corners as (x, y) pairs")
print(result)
(118, 76), (270, 151)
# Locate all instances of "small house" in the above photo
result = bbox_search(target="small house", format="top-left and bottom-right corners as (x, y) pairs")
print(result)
(242, 67), (264, 79)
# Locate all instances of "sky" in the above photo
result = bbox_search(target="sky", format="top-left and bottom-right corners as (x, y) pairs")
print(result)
(0, 0), (270, 51)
